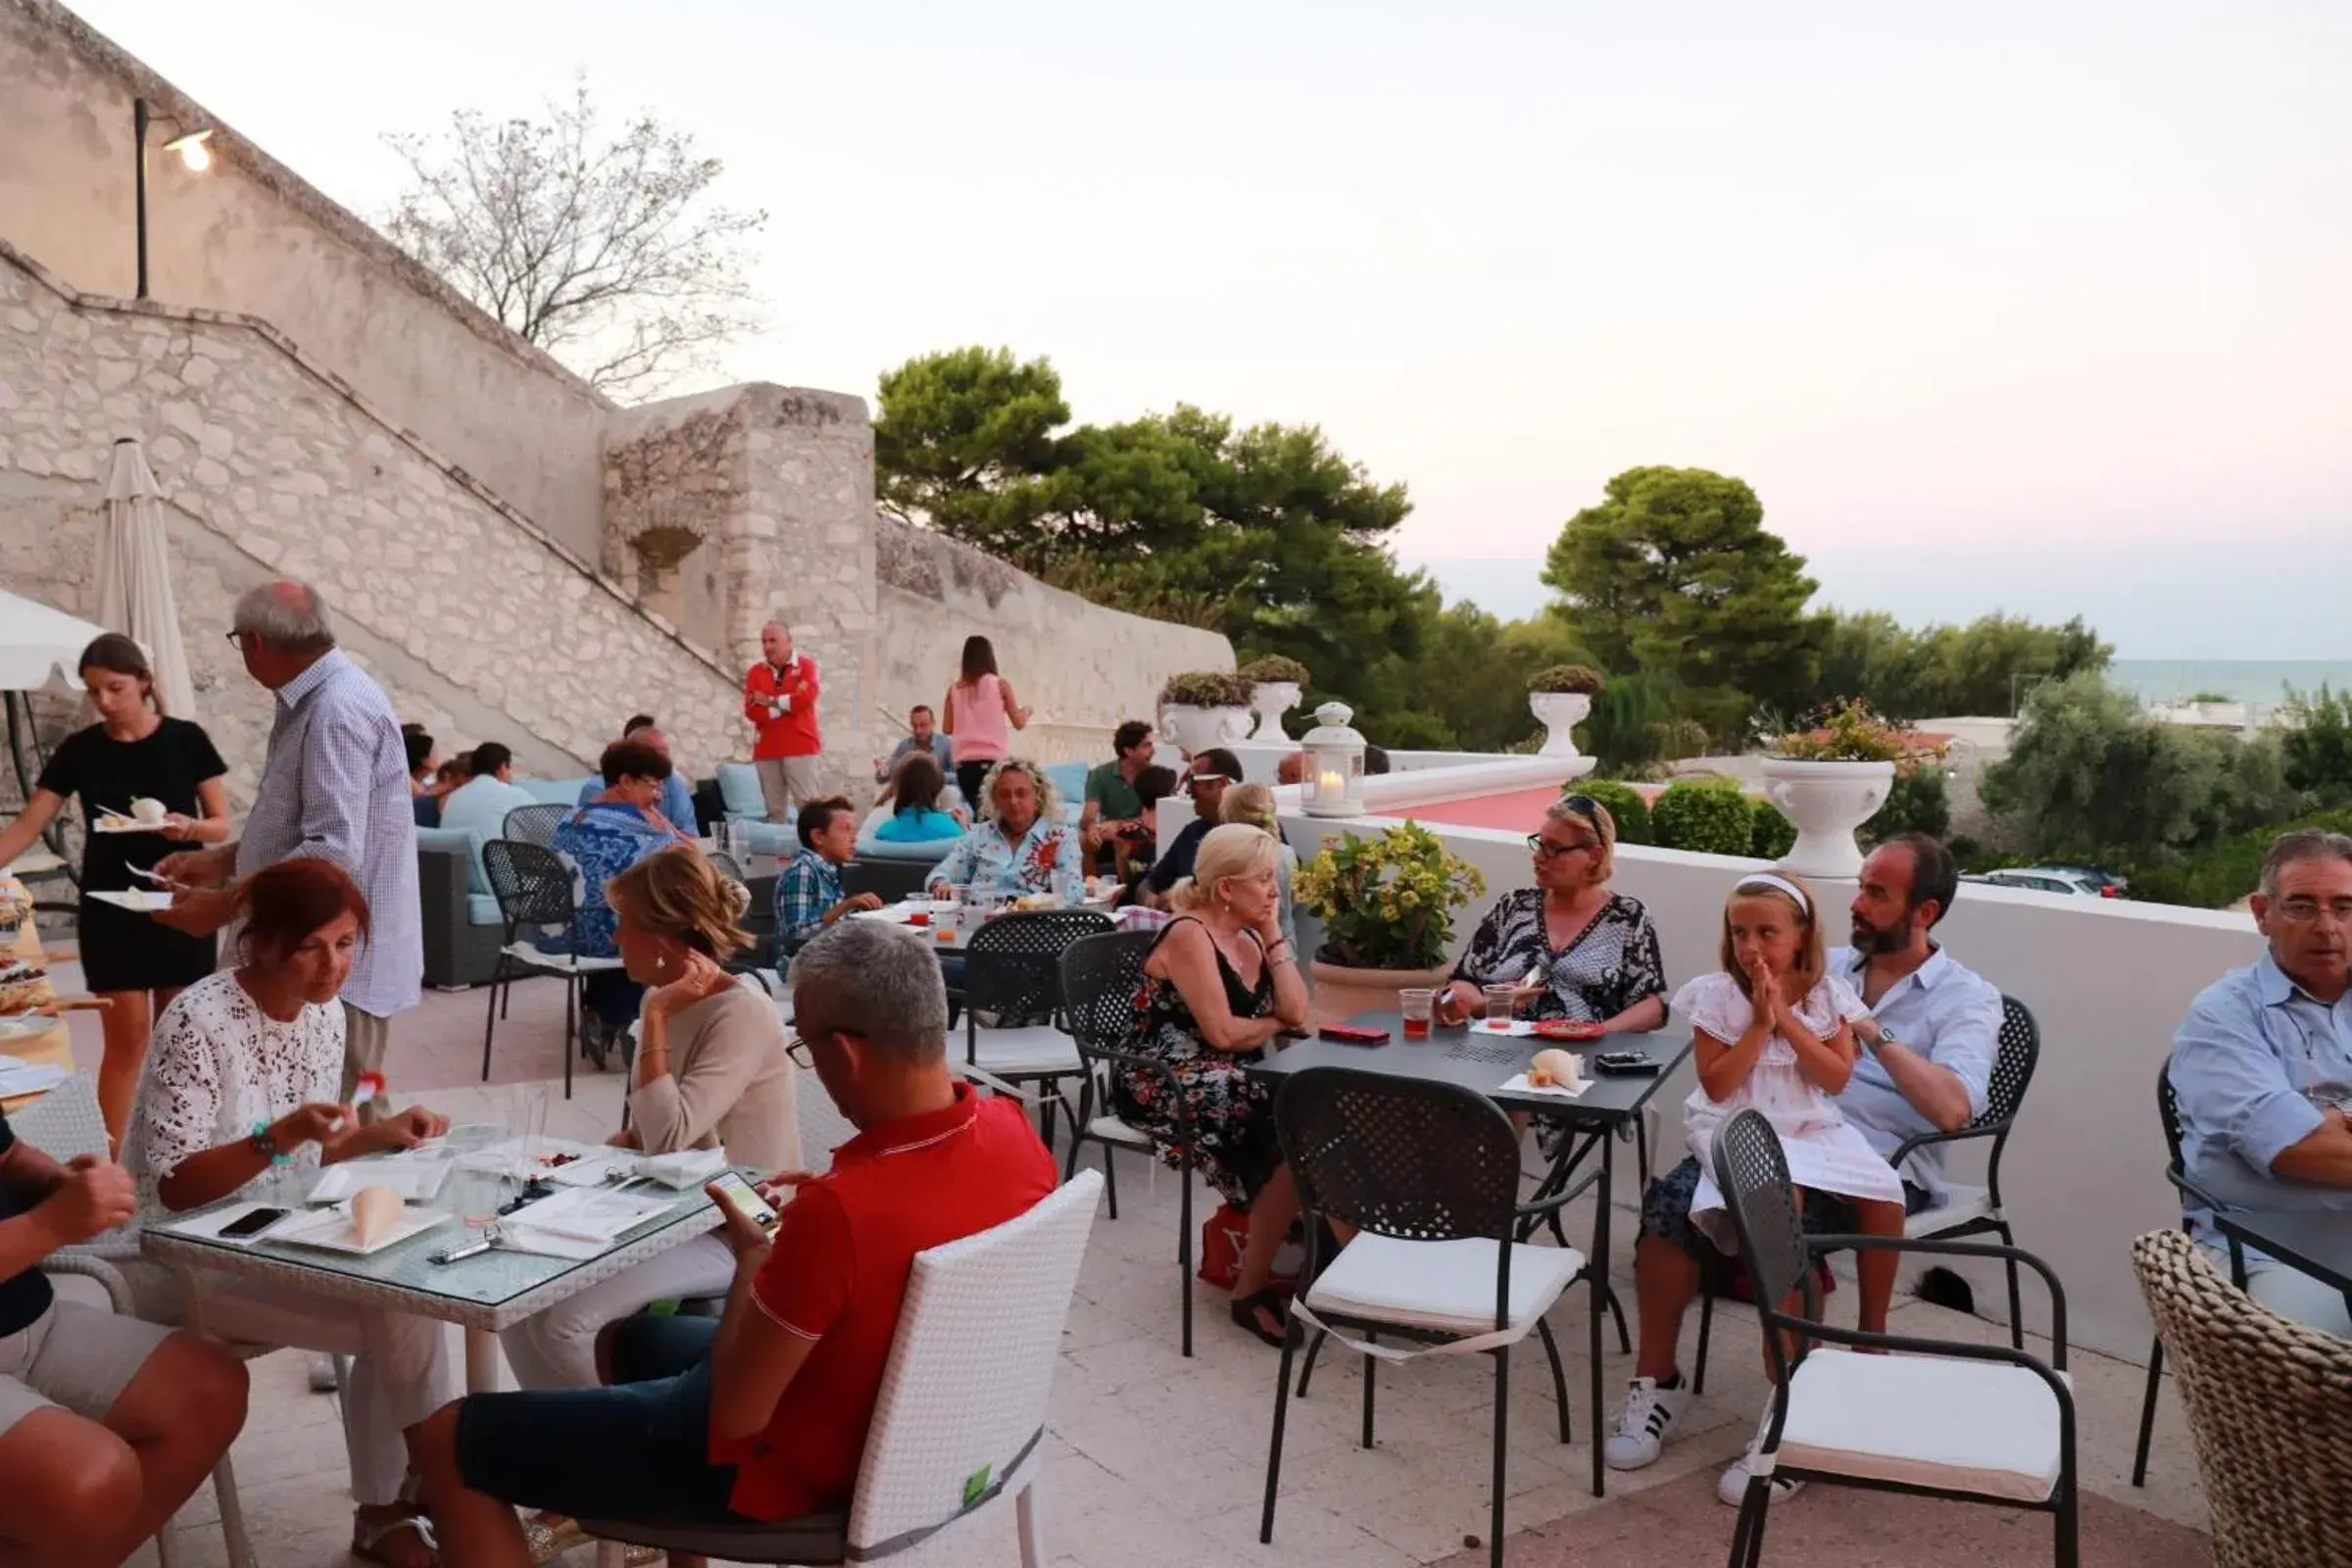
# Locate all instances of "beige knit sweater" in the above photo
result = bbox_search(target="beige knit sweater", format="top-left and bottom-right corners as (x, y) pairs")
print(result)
(626, 977), (800, 1172)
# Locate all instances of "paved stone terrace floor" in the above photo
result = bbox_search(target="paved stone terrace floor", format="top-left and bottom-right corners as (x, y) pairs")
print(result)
(43, 966), (2214, 1567)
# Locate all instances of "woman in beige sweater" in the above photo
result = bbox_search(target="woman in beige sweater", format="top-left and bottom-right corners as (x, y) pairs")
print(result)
(502, 848), (797, 1393)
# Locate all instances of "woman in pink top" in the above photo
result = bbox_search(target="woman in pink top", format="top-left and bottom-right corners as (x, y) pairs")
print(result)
(942, 635), (1031, 806)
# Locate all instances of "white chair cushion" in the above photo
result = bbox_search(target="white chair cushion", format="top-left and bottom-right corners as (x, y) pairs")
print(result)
(1775, 1348), (2066, 1502)
(1087, 1113), (1152, 1149)
(966, 1025), (1082, 1077)
(1906, 1184), (1996, 1238)
(501, 943), (625, 973)
(1305, 1234), (1585, 1337)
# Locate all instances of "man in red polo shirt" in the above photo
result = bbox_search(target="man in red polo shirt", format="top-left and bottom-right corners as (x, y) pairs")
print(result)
(744, 620), (823, 820)
(414, 920), (1054, 1564)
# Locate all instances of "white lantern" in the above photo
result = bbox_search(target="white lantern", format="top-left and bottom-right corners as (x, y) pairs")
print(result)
(1299, 701), (1367, 818)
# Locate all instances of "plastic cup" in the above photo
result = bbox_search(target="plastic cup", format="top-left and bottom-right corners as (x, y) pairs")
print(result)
(934, 897), (961, 942)
(1399, 988), (1434, 1041)
(1483, 985), (1519, 1031)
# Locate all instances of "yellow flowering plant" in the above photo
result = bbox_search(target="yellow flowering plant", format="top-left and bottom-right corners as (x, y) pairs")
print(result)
(1292, 821), (1486, 970)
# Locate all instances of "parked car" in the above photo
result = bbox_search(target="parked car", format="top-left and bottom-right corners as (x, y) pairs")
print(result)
(2041, 861), (2130, 894)
(1968, 865), (2124, 898)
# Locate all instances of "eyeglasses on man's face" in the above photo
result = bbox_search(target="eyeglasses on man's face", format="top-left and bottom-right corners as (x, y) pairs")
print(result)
(2274, 896), (2352, 926)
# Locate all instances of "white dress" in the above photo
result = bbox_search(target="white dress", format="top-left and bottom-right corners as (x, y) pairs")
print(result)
(1674, 971), (1906, 1249)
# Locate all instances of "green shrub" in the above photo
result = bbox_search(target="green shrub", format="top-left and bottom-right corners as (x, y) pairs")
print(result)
(1363, 709), (1457, 752)
(1158, 670), (1253, 708)
(2129, 807), (2352, 909)
(1651, 778), (1756, 856)
(1864, 766), (1952, 844)
(1750, 803), (1797, 859)
(1239, 655), (1311, 685)
(1527, 663), (1607, 695)
(1573, 779), (1652, 846)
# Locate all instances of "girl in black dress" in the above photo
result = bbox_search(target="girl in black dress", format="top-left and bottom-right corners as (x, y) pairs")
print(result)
(0, 635), (229, 1147)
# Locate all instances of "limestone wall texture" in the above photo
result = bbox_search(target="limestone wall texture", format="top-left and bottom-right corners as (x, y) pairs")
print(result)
(873, 517), (1233, 766)
(0, 240), (740, 806)
(0, 0), (614, 559)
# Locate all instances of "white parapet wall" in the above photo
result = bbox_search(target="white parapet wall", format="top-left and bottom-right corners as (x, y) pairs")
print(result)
(1281, 798), (2263, 1361)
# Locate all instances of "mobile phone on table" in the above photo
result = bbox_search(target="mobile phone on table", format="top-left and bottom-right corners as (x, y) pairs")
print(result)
(220, 1206), (286, 1239)
(708, 1170), (780, 1232)
(1593, 1051), (1661, 1075)
(1317, 1023), (1392, 1046)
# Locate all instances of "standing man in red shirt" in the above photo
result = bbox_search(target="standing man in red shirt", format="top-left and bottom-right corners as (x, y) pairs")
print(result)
(744, 620), (822, 821)
(414, 919), (1056, 1563)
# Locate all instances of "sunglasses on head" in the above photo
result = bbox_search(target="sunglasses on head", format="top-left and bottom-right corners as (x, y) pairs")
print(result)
(1559, 795), (1601, 821)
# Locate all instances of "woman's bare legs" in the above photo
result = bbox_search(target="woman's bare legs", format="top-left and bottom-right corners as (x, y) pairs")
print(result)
(1232, 1166), (1300, 1336)
(94, 988), (168, 1152)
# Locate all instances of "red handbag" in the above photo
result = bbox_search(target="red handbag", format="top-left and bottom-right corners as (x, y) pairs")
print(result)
(1197, 1202), (1250, 1291)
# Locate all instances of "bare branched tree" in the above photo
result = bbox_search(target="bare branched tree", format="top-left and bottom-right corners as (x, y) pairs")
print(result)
(382, 79), (769, 400)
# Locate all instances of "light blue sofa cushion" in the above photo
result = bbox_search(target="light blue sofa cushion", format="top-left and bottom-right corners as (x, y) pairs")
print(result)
(466, 893), (503, 926)
(856, 835), (952, 863)
(437, 777), (542, 896)
(716, 762), (767, 821)
(518, 775), (597, 807)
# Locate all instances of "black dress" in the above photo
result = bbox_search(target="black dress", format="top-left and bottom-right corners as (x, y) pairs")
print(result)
(36, 717), (227, 993)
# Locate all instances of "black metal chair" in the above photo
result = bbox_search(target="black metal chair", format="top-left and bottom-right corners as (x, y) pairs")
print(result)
(480, 838), (622, 1099)
(1058, 930), (1199, 1353)
(501, 803), (572, 853)
(1260, 1068), (1588, 1568)
(1712, 1107), (2078, 1568)
(961, 910), (1109, 1147)
(1693, 994), (2041, 1394)
(2132, 1060), (2226, 1488)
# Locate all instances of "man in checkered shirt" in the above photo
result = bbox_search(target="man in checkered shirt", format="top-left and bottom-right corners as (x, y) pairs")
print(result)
(158, 580), (421, 1117)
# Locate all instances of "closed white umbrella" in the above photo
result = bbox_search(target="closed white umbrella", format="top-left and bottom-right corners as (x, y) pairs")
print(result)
(99, 437), (196, 719)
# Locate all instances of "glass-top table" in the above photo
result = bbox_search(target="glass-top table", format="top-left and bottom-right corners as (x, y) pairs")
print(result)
(141, 1160), (732, 1392)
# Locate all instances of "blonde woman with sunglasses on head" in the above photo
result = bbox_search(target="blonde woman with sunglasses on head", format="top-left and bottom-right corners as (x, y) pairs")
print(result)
(1438, 793), (1669, 1036)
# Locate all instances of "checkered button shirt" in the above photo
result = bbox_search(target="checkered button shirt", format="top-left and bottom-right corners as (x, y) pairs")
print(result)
(232, 650), (421, 1017)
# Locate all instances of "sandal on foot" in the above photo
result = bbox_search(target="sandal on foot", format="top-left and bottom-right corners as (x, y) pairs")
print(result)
(353, 1511), (439, 1568)
(524, 1514), (587, 1565)
(1230, 1288), (1301, 1348)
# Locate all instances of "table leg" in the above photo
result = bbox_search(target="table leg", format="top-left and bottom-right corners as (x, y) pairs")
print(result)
(1589, 1131), (1611, 1498)
(465, 1327), (501, 1395)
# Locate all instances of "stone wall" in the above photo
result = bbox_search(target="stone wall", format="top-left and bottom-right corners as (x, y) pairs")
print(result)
(873, 516), (1234, 764)
(0, 0), (614, 558)
(0, 239), (740, 804)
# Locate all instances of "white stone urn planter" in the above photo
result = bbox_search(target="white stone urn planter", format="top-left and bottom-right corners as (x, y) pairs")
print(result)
(1759, 758), (1896, 879)
(1159, 703), (1251, 757)
(1530, 692), (1593, 759)
(1248, 680), (1302, 742)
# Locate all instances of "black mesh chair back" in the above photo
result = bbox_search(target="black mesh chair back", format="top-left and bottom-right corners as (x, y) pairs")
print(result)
(1984, 997), (2041, 1129)
(1272, 1067), (1521, 1245)
(707, 851), (746, 886)
(501, 804), (572, 853)
(1711, 1109), (1820, 1381)
(483, 839), (577, 931)
(843, 858), (933, 904)
(1058, 929), (1158, 1052)
(2157, 1061), (2184, 1161)
(962, 910), (1110, 1022)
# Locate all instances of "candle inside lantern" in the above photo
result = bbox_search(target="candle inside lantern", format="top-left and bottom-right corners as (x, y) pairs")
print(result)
(1315, 770), (1347, 798)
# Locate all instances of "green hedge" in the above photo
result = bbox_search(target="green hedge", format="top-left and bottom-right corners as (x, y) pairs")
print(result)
(2130, 807), (2352, 909)
(1574, 779), (1652, 846)
(1651, 778), (1756, 856)
(1750, 803), (1797, 859)
(1864, 767), (1952, 844)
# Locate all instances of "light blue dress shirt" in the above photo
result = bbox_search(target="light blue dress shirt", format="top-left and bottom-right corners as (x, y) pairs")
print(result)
(1827, 945), (2004, 1193)
(2171, 951), (2352, 1249)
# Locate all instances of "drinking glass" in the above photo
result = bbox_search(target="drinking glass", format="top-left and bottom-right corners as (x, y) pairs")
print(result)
(1398, 988), (1435, 1042)
(445, 1124), (504, 1228)
(1482, 985), (1519, 1032)
(934, 896), (961, 943)
(497, 1085), (550, 1184)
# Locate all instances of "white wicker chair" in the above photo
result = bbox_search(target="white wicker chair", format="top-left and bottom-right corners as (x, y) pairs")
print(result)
(11, 1073), (258, 1568)
(580, 1169), (1104, 1565)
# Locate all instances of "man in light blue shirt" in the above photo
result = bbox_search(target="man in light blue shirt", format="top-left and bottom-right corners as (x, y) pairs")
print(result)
(576, 719), (697, 835)
(1834, 834), (2005, 1200)
(2170, 828), (2352, 1337)
(437, 742), (540, 843)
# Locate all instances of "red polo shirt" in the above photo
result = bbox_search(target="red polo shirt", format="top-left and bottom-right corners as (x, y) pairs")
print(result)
(744, 657), (822, 760)
(718, 1083), (1054, 1521)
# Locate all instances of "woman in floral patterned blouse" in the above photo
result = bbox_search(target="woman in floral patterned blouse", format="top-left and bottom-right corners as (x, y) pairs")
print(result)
(1440, 794), (1670, 1036)
(923, 759), (1084, 906)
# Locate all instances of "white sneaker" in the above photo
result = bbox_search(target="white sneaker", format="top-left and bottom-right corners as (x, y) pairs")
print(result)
(1602, 1375), (1690, 1470)
(1717, 1450), (1806, 1507)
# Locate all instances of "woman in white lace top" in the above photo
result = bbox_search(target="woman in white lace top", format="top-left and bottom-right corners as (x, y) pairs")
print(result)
(122, 858), (457, 1568)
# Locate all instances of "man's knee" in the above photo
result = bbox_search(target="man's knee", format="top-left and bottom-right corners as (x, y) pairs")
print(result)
(0, 1410), (144, 1544)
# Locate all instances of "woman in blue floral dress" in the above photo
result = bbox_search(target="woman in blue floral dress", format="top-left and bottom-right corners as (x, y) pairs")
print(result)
(1111, 825), (1311, 1346)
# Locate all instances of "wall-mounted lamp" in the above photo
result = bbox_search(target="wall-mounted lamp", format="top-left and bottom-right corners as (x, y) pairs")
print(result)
(133, 96), (216, 300)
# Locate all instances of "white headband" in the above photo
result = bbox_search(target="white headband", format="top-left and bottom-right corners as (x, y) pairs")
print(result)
(1735, 873), (1810, 914)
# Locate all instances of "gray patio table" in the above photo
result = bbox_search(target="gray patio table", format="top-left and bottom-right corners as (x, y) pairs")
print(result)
(1248, 1015), (1693, 1500)
(2208, 1206), (2352, 1320)
(140, 1171), (730, 1393)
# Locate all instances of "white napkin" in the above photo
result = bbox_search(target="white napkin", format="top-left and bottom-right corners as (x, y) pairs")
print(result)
(634, 1148), (728, 1190)
(1496, 1072), (1592, 1100)
(308, 1149), (455, 1204)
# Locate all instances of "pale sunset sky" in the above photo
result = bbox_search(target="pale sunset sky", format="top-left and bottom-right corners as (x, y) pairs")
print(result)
(70, 1), (2352, 658)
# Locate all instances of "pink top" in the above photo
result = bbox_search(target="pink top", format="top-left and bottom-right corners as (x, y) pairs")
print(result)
(951, 674), (1012, 762)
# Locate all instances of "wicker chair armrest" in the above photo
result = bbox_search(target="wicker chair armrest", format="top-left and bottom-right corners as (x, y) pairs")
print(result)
(43, 1252), (133, 1314)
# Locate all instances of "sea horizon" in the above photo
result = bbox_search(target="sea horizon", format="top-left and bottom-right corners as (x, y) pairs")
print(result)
(2105, 660), (2352, 708)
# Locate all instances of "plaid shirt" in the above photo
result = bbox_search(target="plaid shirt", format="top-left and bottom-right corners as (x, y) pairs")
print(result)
(774, 849), (845, 955)
(233, 650), (421, 1017)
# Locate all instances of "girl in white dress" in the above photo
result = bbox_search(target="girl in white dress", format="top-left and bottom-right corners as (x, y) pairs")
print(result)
(1673, 870), (1908, 1339)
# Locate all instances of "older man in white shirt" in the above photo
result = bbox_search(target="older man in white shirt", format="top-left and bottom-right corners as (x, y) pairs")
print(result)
(1606, 833), (2004, 1504)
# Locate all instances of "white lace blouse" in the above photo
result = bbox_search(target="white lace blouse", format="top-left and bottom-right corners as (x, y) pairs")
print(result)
(125, 968), (345, 1215)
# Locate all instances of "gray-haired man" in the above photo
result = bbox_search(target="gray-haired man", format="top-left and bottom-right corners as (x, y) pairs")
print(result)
(158, 580), (422, 1117)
